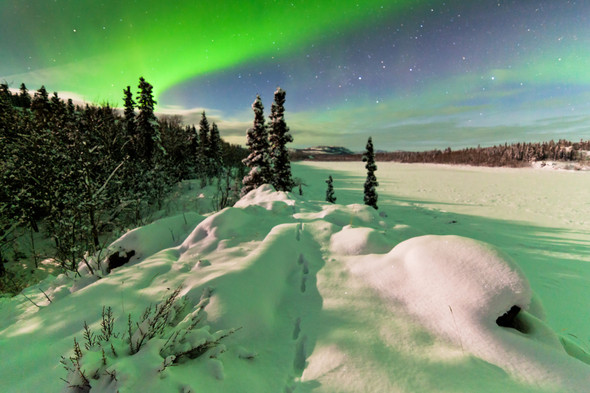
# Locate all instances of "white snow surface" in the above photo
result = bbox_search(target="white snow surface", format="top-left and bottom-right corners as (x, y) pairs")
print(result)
(2, 162), (590, 393)
(351, 235), (590, 388)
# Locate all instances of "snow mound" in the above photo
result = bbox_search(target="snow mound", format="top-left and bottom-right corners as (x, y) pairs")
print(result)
(392, 235), (532, 327)
(106, 213), (203, 265)
(330, 225), (390, 255)
(351, 235), (590, 390)
(181, 207), (255, 253)
(295, 203), (381, 227)
(234, 184), (295, 212)
(180, 202), (295, 255)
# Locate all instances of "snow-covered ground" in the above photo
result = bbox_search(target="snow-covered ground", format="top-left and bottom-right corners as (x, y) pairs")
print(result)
(1, 162), (590, 392)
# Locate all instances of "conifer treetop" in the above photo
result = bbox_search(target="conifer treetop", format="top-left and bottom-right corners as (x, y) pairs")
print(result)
(326, 175), (336, 203)
(268, 87), (294, 192)
(362, 137), (379, 209)
(241, 95), (272, 196)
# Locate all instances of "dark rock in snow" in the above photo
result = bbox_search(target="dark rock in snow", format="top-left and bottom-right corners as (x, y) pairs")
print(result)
(496, 305), (527, 333)
(106, 250), (136, 273)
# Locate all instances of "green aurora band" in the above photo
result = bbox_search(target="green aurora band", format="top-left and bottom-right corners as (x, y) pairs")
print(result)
(0, 0), (413, 104)
(2, 1), (590, 149)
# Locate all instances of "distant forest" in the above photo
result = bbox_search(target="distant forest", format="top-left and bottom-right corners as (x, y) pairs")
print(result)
(292, 139), (590, 167)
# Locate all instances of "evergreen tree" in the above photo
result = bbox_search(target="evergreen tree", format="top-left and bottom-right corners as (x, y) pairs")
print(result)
(362, 137), (379, 209)
(187, 125), (200, 176)
(0, 83), (10, 102)
(188, 125), (199, 153)
(136, 77), (163, 162)
(196, 111), (211, 180)
(268, 87), (294, 191)
(325, 175), (336, 203)
(0, 85), (13, 134)
(159, 115), (192, 182)
(31, 85), (51, 127)
(123, 85), (136, 152)
(209, 122), (223, 176)
(199, 111), (210, 160)
(50, 91), (67, 129)
(0, 83), (13, 111)
(66, 99), (76, 120)
(241, 95), (271, 196)
(19, 83), (31, 109)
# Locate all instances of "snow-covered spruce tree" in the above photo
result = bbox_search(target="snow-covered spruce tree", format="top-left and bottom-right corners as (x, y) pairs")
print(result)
(31, 85), (51, 128)
(136, 77), (170, 210)
(208, 122), (224, 177)
(18, 83), (31, 109)
(241, 95), (272, 196)
(136, 77), (164, 163)
(199, 111), (210, 158)
(268, 87), (294, 192)
(325, 175), (336, 203)
(362, 137), (379, 209)
(50, 91), (67, 122)
(66, 98), (75, 120)
(198, 111), (210, 180)
(0, 85), (13, 136)
(188, 124), (199, 176)
(123, 85), (137, 158)
(158, 115), (192, 182)
(0, 91), (16, 276)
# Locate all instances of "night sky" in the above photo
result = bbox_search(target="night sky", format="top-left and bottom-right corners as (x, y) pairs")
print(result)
(1, 1), (589, 150)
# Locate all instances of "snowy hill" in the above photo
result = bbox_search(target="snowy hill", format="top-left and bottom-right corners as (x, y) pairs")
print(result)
(2, 163), (590, 392)
(293, 146), (355, 156)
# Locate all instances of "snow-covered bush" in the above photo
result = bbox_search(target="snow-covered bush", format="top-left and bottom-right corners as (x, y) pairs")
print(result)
(60, 287), (238, 392)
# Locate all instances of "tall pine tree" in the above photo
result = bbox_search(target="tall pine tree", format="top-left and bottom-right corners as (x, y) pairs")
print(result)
(136, 77), (163, 162)
(123, 85), (137, 157)
(187, 124), (199, 176)
(241, 95), (271, 196)
(198, 111), (211, 178)
(31, 85), (51, 128)
(362, 137), (379, 209)
(268, 87), (294, 191)
(0, 85), (13, 134)
(209, 122), (223, 176)
(19, 83), (31, 109)
(199, 111), (210, 157)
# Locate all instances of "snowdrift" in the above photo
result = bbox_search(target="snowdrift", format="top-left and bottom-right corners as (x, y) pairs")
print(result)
(350, 235), (590, 389)
(1, 183), (589, 393)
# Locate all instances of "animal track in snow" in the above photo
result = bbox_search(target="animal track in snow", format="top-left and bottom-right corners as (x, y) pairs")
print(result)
(292, 317), (301, 340)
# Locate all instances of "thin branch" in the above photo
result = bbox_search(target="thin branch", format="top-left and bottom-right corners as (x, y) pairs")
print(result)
(93, 159), (126, 199)
(39, 288), (52, 304)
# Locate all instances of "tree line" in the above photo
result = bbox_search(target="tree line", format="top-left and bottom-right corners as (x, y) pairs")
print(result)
(293, 139), (590, 167)
(381, 140), (587, 166)
(0, 78), (247, 280)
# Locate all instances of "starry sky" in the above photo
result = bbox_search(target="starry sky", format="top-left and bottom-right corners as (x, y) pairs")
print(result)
(1, 0), (589, 151)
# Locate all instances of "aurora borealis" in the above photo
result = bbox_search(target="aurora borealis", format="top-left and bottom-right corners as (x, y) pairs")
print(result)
(1, 1), (590, 150)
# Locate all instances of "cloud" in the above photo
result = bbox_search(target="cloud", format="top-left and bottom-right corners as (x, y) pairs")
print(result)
(12, 71), (590, 153)
(157, 105), (251, 145)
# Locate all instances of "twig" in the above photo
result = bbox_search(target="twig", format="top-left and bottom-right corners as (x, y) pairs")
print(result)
(20, 291), (41, 308)
(39, 288), (53, 304)
(7, 276), (40, 308)
(448, 305), (464, 354)
(93, 159), (126, 199)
